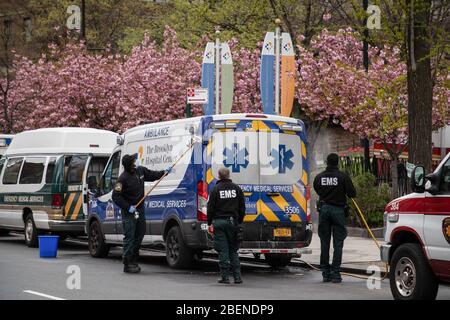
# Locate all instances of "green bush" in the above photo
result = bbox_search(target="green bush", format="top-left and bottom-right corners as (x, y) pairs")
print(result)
(349, 173), (391, 228)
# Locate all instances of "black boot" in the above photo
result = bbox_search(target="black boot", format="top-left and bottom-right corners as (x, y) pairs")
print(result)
(217, 277), (230, 284)
(131, 254), (141, 272)
(123, 256), (140, 273)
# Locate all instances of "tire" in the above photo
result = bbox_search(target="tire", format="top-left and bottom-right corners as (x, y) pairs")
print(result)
(389, 243), (439, 300)
(0, 229), (10, 236)
(88, 220), (110, 258)
(165, 226), (194, 269)
(265, 253), (292, 269)
(24, 214), (39, 248)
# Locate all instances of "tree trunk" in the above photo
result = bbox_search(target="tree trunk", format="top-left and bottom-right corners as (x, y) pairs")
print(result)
(390, 155), (399, 199)
(407, 0), (433, 172)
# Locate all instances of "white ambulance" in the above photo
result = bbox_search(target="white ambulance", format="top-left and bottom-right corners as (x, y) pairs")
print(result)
(382, 152), (450, 300)
(87, 114), (313, 268)
(0, 128), (117, 246)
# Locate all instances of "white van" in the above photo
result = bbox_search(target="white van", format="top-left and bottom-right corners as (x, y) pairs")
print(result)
(0, 128), (117, 246)
(88, 114), (312, 268)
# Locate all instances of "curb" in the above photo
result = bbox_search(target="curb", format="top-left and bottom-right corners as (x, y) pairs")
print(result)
(290, 260), (388, 277)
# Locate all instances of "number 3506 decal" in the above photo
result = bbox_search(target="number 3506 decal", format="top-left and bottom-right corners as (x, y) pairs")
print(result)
(285, 206), (300, 214)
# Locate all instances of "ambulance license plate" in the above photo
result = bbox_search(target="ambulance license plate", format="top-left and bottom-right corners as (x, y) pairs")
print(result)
(273, 228), (291, 237)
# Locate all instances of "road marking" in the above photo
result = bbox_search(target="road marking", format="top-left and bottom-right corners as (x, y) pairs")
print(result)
(23, 290), (66, 300)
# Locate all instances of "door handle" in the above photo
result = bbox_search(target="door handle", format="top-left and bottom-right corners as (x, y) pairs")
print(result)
(266, 192), (280, 197)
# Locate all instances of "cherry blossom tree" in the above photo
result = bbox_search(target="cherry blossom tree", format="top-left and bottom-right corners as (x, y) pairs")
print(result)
(296, 28), (449, 198)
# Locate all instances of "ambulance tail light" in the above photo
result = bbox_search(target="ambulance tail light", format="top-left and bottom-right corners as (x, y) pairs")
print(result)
(197, 181), (208, 221)
(306, 187), (311, 222)
(52, 194), (62, 209)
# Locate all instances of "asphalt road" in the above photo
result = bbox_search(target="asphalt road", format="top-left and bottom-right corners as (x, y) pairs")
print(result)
(1, 233), (449, 300)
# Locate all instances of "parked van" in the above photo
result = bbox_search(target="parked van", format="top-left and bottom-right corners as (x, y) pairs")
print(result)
(0, 128), (117, 246)
(88, 114), (313, 268)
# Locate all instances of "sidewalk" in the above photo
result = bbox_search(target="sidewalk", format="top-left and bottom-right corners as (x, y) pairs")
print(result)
(294, 233), (386, 273)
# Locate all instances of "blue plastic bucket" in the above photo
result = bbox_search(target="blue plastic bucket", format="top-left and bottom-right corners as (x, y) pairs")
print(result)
(38, 235), (59, 258)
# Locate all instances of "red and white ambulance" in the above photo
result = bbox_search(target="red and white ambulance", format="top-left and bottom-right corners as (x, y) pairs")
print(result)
(382, 152), (450, 300)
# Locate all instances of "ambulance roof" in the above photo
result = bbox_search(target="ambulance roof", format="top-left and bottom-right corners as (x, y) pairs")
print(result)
(6, 128), (118, 156)
(123, 113), (302, 136)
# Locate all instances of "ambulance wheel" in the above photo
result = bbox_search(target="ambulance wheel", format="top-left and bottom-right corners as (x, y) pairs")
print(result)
(0, 229), (10, 236)
(166, 226), (193, 269)
(24, 214), (39, 248)
(265, 253), (292, 269)
(88, 220), (110, 258)
(390, 243), (439, 300)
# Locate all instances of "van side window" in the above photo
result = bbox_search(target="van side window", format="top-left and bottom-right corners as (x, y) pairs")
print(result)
(67, 155), (88, 184)
(103, 151), (121, 194)
(19, 157), (45, 184)
(87, 157), (108, 183)
(3, 158), (24, 184)
(45, 157), (57, 183)
(440, 158), (450, 194)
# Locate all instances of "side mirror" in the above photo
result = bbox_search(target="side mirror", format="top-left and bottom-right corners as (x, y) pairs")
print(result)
(425, 172), (440, 195)
(87, 176), (98, 190)
(411, 166), (425, 193)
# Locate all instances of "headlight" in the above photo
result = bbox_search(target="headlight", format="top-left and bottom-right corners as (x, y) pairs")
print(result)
(387, 212), (399, 223)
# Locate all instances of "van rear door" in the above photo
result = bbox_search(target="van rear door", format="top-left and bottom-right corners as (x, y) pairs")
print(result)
(209, 118), (310, 249)
(64, 155), (89, 221)
(209, 119), (260, 217)
(256, 120), (309, 243)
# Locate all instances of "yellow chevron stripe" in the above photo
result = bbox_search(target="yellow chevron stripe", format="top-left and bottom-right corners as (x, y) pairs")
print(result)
(274, 121), (285, 127)
(301, 169), (308, 185)
(258, 199), (279, 221)
(271, 193), (302, 222)
(271, 194), (289, 213)
(71, 194), (83, 220)
(206, 168), (214, 184)
(301, 141), (307, 158)
(292, 185), (307, 214)
(284, 130), (296, 135)
(248, 120), (258, 132)
(244, 214), (258, 222)
(258, 121), (271, 132)
(64, 193), (76, 218)
(226, 120), (240, 123)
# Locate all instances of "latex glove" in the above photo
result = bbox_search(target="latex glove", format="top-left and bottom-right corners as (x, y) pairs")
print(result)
(207, 225), (214, 235)
(128, 205), (137, 214)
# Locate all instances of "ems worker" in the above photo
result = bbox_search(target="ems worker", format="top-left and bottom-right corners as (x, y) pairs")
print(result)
(112, 154), (168, 273)
(313, 153), (356, 283)
(207, 167), (245, 284)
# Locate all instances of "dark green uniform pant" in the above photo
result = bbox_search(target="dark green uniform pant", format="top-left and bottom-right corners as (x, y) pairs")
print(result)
(122, 208), (145, 259)
(318, 204), (347, 280)
(213, 219), (241, 279)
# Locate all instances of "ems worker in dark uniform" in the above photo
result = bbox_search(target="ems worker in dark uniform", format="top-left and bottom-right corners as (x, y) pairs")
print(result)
(207, 167), (246, 284)
(313, 153), (356, 283)
(112, 154), (168, 273)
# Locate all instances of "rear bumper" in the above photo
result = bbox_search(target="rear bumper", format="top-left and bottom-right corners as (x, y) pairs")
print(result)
(242, 221), (313, 244)
(182, 220), (313, 252)
(380, 243), (391, 263)
(238, 247), (308, 255)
